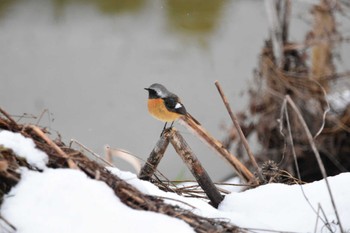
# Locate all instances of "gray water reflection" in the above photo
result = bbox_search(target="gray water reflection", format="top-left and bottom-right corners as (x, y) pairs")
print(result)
(53, 0), (145, 16)
(1, 0), (334, 181)
(52, 0), (226, 36)
(166, 0), (226, 34)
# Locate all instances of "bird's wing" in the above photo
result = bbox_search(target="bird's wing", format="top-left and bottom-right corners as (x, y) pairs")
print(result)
(163, 96), (187, 115)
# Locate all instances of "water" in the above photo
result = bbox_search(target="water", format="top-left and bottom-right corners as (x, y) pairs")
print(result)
(1, 0), (348, 181)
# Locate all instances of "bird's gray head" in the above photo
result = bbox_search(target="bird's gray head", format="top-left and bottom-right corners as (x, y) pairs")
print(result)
(144, 83), (170, 98)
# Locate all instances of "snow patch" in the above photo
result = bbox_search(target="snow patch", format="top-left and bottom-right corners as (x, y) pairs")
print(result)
(0, 130), (48, 169)
(1, 168), (194, 233)
(219, 174), (350, 232)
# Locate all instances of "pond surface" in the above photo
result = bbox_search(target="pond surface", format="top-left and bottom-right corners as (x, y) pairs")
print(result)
(1, 0), (348, 181)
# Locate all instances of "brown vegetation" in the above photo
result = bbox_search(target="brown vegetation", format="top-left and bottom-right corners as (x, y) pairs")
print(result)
(224, 0), (350, 182)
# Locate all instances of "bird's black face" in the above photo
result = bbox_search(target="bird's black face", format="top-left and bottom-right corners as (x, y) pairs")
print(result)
(144, 88), (159, 99)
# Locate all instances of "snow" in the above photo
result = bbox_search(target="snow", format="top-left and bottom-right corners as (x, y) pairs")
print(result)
(0, 130), (48, 170)
(1, 169), (193, 233)
(219, 176), (350, 232)
(1, 129), (350, 233)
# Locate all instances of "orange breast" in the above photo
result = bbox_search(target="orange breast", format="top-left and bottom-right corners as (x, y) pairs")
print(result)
(147, 99), (181, 122)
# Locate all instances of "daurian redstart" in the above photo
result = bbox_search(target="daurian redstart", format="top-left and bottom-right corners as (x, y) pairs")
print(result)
(144, 83), (198, 131)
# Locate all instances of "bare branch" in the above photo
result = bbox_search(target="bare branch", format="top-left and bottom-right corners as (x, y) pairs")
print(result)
(168, 128), (224, 208)
(139, 132), (170, 180)
(179, 116), (256, 184)
(214, 80), (263, 181)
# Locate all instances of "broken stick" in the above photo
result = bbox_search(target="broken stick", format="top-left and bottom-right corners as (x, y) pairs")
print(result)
(168, 128), (224, 208)
(139, 132), (170, 180)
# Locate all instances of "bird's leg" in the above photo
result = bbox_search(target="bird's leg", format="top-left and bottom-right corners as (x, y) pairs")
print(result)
(170, 121), (174, 128)
(160, 122), (168, 136)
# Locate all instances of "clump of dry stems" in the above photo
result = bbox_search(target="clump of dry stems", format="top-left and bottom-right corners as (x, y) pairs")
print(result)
(0, 110), (243, 233)
(225, 0), (350, 182)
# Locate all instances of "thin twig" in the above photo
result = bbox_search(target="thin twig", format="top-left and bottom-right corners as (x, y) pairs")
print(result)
(35, 109), (51, 126)
(285, 95), (344, 233)
(282, 99), (329, 229)
(153, 173), (180, 194)
(0, 214), (16, 232)
(314, 203), (333, 233)
(215, 80), (263, 181)
(314, 205), (321, 233)
(311, 80), (330, 139)
(156, 196), (197, 210)
(318, 204), (333, 232)
(243, 227), (303, 233)
(0, 107), (18, 128)
(174, 180), (250, 188)
(69, 139), (114, 167)
(282, 99), (301, 180)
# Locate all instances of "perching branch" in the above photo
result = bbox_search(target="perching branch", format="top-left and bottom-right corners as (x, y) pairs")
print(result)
(168, 128), (224, 208)
(139, 128), (224, 208)
(139, 132), (170, 180)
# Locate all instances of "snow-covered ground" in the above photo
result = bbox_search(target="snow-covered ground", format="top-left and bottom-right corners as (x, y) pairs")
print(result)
(1, 130), (349, 233)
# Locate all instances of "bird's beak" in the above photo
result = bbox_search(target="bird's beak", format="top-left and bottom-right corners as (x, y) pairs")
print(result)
(144, 88), (149, 91)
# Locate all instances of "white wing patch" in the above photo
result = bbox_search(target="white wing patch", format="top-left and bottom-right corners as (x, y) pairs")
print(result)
(175, 103), (183, 109)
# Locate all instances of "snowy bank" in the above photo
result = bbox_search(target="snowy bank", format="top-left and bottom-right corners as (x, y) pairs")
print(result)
(1, 130), (349, 233)
(1, 168), (194, 233)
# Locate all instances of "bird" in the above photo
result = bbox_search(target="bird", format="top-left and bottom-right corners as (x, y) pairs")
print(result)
(144, 83), (199, 134)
